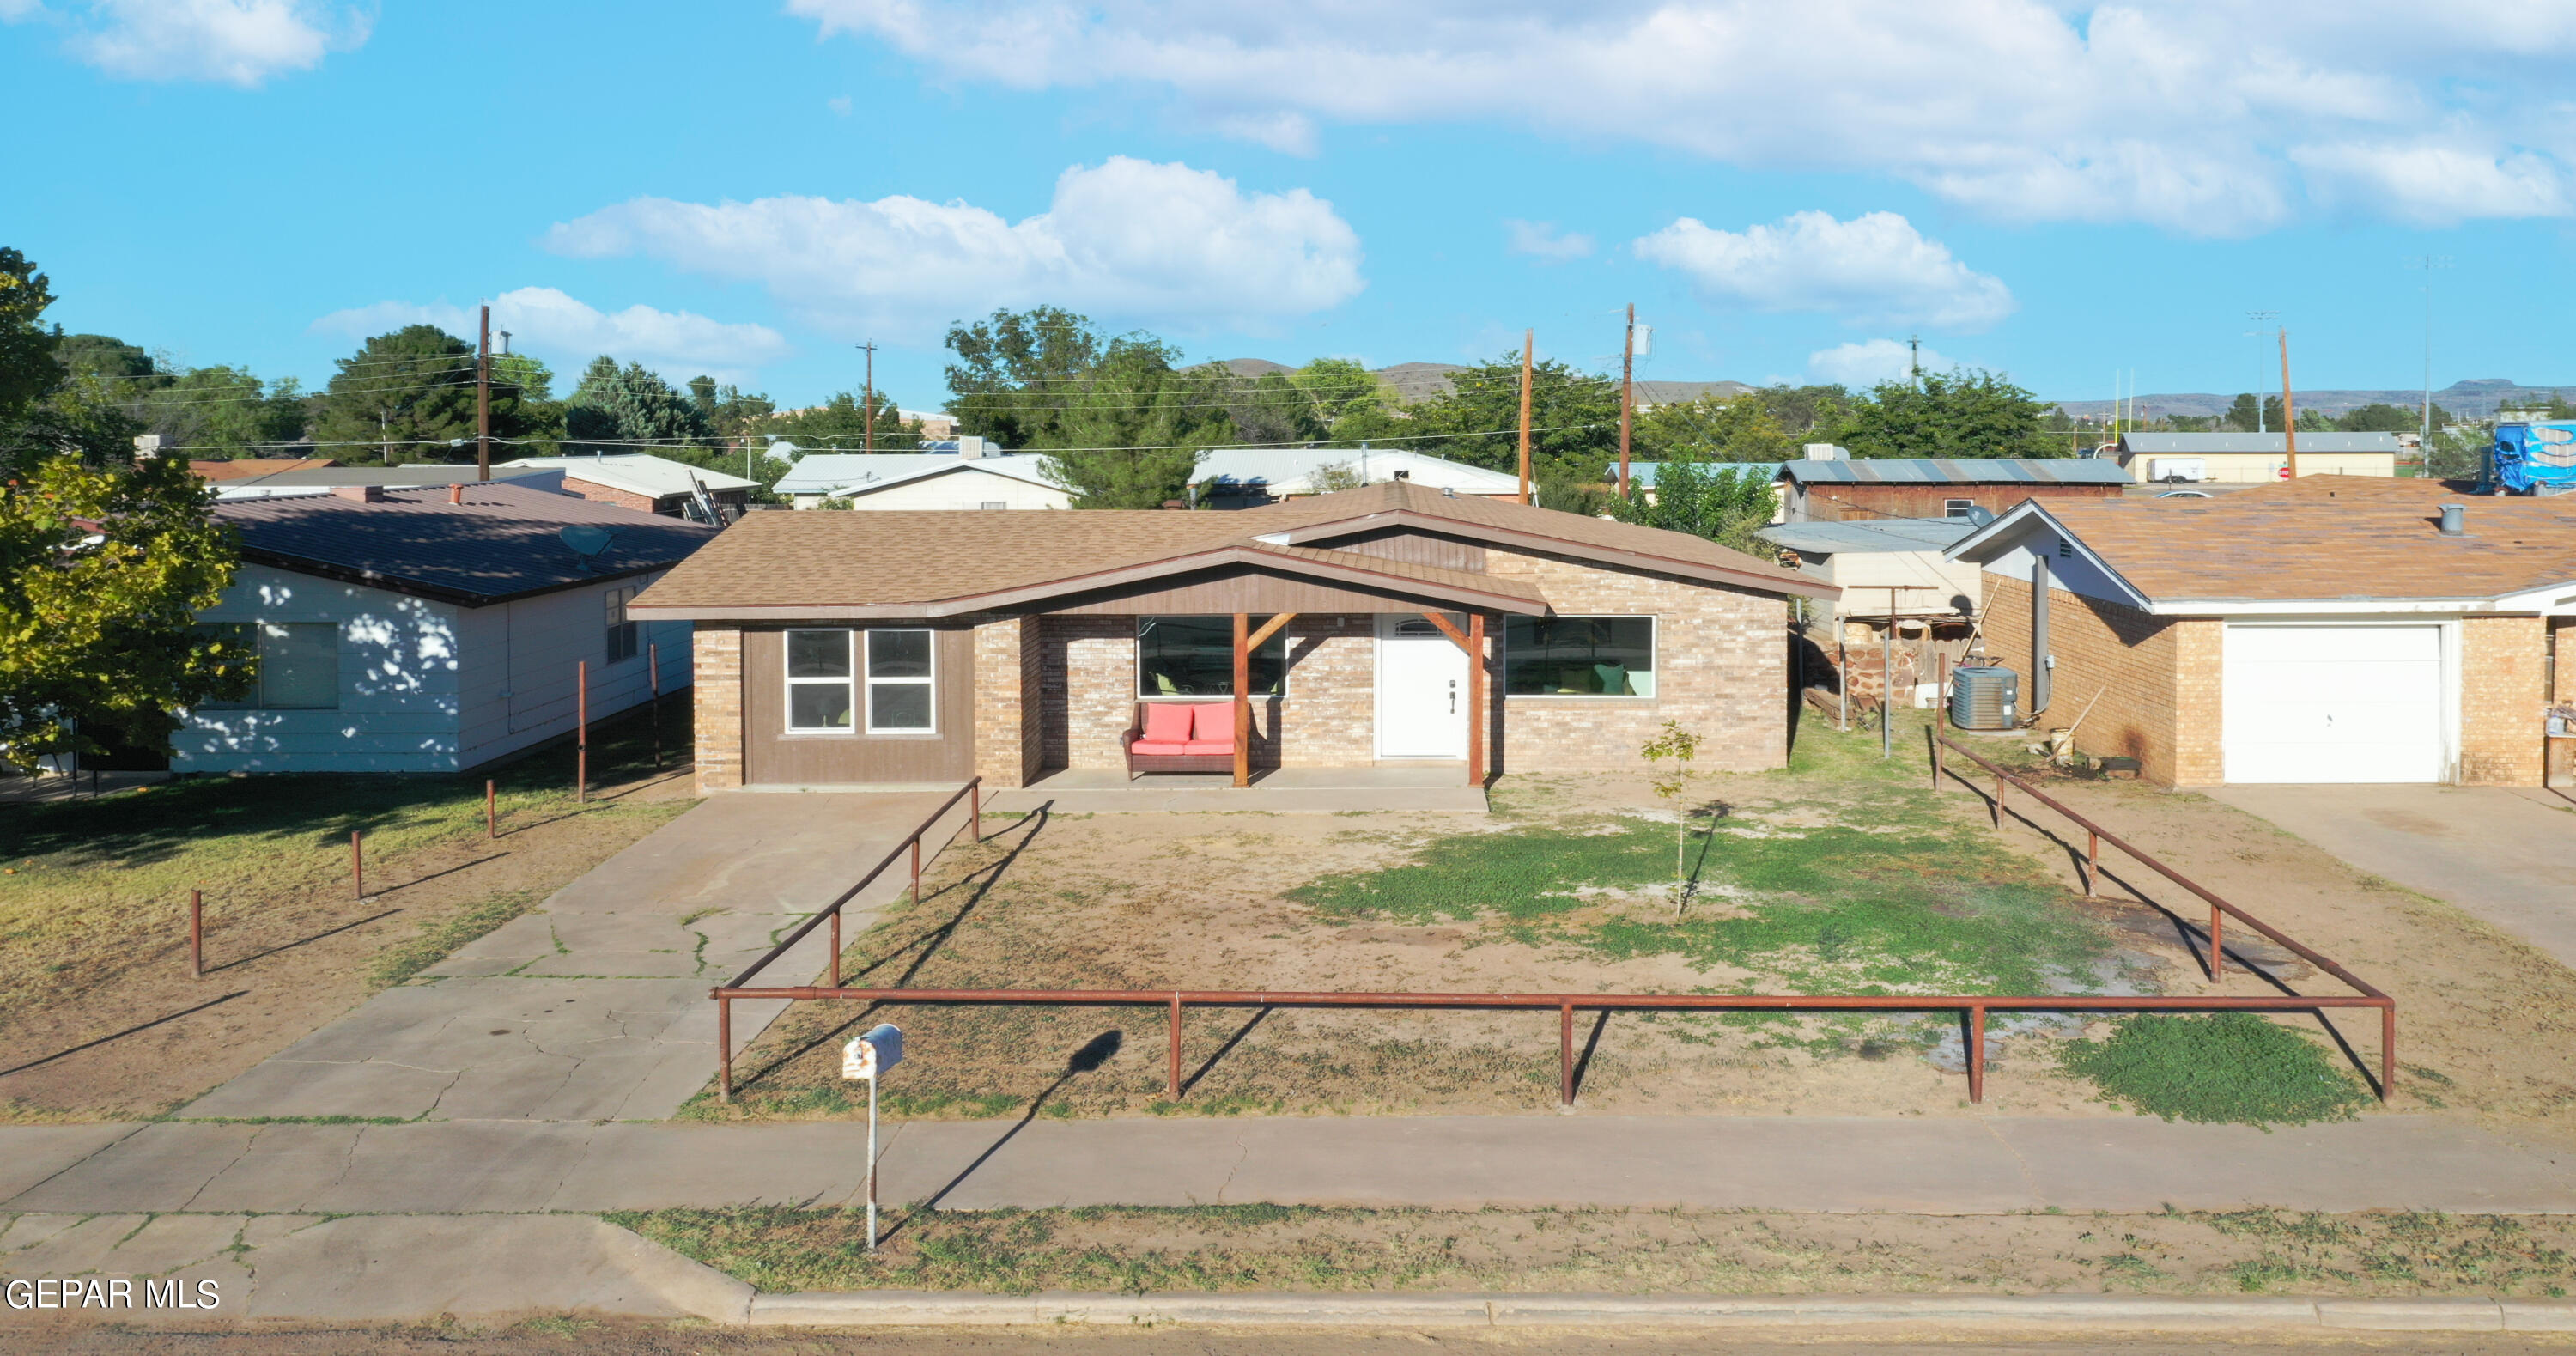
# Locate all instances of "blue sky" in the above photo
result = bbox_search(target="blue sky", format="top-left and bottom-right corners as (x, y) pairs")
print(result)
(9, 0), (2575, 426)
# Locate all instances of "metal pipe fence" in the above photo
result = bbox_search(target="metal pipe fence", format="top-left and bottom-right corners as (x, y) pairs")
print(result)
(709, 752), (2396, 1109)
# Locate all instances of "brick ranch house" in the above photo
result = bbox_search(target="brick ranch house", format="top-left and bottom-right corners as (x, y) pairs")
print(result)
(629, 480), (1838, 793)
(1946, 477), (2576, 787)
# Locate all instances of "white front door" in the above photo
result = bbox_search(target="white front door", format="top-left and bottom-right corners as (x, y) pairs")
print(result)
(2223, 623), (2446, 783)
(1376, 615), (1469, 758)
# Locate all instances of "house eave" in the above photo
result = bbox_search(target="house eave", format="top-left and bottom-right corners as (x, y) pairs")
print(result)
(1264, 508), (1841, 603)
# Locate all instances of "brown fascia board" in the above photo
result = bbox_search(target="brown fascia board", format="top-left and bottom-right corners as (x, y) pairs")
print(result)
(241, 547), (674, 609)
(628, 544), (1552, 622)
(1267, 509), (1842, 602)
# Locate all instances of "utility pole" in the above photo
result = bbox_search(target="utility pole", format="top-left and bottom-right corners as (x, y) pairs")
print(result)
(2245, 312), (2277, 433)
(477, 304), (492, 482)
(1516, 330), (1534, 505)
(1908, 335), (1922, 389)
(2408, 257), (2451, 459)
(2278, 327), (2300, 479)
(856, 340), (878, 453)
(1618, 304), (1635, 496)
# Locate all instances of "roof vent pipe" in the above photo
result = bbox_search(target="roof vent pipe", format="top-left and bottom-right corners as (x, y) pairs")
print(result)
(449, 484), (464, 505)
(2439, 503), (2465, 536)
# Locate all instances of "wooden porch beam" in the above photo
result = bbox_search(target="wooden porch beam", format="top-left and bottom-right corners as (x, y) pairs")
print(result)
(1246, 611), (1296, 651)
(1232, 611), (1251, 787)
(1468, 612), (1487, 788)
(1418, 610), (1473, 654)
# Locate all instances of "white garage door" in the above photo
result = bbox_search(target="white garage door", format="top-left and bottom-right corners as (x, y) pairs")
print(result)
(2223, 623), (2445, 783)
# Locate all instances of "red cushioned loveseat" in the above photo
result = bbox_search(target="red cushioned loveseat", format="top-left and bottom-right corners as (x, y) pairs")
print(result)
(1120, 701), (1242, 778)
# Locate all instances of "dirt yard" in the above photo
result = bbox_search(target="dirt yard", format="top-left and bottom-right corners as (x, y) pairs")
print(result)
(704, 710), (2576, 1133)
(0, 706), (696, 1122)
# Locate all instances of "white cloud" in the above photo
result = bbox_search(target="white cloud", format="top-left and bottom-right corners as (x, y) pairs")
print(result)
(1808, 338), (1959, 386)
(1503, 219), (1593, 262)
(2290, 138), (2573, 226)
(310, 288), (793, 386)
(545, 157), (1365, 337)
(1634, 210), (2014, 331)
(9, 0), (369, 86)
(784, 0), (2576, 234)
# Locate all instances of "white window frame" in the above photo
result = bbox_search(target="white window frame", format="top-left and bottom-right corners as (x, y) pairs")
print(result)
(604, 585), (641, 664)
(864, 628), (938, 734)
(1500, 614), (1659, 700)
(1133, 616), (1292, 701)
(783, 628), (856, 734)
(1944, 497), (1976, 519)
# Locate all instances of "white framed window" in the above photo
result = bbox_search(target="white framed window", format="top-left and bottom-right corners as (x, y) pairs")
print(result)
(1136, 617), (1287, 698)
(1944, 497), (1976, 519)
(604, 585), (641, 663)
(784, 629), (855, 732)
(197, 622), (341, 710)
(864, 629), (936, 733)
(1502, 616), (1656, 697)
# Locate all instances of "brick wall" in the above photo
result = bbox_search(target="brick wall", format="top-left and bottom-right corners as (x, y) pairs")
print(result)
(559, 477), (661, 515)
(2459, 615), (2546, 787)
(1980, 574), (2220, 785)
(691, 625), (744, 794)
(970, 615), (1046, 787)
(1484, 548), (1789, 774)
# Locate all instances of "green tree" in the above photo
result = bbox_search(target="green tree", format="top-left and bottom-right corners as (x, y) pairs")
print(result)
(1207, 367), (1326, 445)
(2336, 402), (2447, 435)
(1636, 394), (1798, 462)
(768, 389), (917, 451)
(1, 252), (65, 425)
(945, 307), (1108, 449)
(564, 356), (712, 452)
(1289, 357), (1386, 428)
(311, 325), (481, 464)
(1038, 338), (1227, 508)
(0, 453), (246, 770)
(1400, 351), (1620, 481)
(2223, 393), (2262, 432)
(1839, 368), (2058, 459)
(1610, 453), (1777, 555)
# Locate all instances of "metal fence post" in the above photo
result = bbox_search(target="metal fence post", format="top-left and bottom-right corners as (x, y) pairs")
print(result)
(2085, 830), (2099, 898)
(910, 837), (921, 903)
(576, 660), (589, 804)
(1559, 1003), (1576, 1106)
(829, 909), (841, 988)
(485, 779), (496, 839)
(970, 787), (981, 844)
(649, 642), (661, 773)
(2209, 906), (2225, 980)
(189, 889), (204, 979)
(351, 830), (363, 900)
(2380, 1007), (2397, 1102)
(1993, 775), (2005, 828)
(1967, 1006), (1986, 1104)
(718, 995), (733, 1103)
(1168, 993), (1182, 1099)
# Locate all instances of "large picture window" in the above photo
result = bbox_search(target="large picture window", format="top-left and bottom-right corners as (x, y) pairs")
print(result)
(197, 622), (341, 710)
(1137, 617), (1285, 697)
(865, 629), (935, 733)
(785, 629), (854, 732)
(1503, 617), (1656, 696)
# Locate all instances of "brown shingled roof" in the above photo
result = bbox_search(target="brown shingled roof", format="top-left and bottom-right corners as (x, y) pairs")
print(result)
(631, 479), (1832, 619)
(2019, 476), (2576, 604)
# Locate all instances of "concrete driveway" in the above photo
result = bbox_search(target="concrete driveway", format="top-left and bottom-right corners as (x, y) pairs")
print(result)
(2208, 784), (2576, 970)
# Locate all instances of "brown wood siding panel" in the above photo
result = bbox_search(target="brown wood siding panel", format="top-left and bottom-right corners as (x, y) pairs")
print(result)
(1799, 483), (2123, 522)
(1323, 528), (1486, 573)
(1044, 564), (1474, 616)
(742, 625), (975, 784)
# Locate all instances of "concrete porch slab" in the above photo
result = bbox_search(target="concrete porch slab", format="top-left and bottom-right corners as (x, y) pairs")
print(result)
(990, 766), (1489, 814)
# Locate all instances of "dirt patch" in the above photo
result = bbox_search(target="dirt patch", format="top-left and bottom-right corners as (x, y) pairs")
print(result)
(700, 714), (2452, 1124)
(621, 1202), (2576, 1299)
(0, 711), (696, 1122)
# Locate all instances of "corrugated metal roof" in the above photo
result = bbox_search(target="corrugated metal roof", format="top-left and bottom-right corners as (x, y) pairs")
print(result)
(1780, 458), (2135, 485)
(227, 464), (560, 488)
(1757, 519), (1979, 553)
(497, 454), (759, 496)
(2118, 433), (2401, 454)
(774, 453), (1062, 496)
(1619, 460), (1786, 490)
(216, 483), (719, 605)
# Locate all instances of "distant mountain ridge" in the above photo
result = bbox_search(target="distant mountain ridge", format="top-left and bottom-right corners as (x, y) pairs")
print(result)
(2053, 379), (2574, 422)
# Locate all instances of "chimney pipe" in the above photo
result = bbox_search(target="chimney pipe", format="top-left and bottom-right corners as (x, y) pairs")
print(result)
(449, 484), (464, 505)
(2438, 503), (2465, 536)
(331, 484), (386, 503)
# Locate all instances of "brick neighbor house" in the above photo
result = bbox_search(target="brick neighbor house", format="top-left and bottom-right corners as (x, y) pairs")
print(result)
(629, 480), (1837, 793)
(1945, 476), (2576, 787)
(1777, 454), (2132, 524)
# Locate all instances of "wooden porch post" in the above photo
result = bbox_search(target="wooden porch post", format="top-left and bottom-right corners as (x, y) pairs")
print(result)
(1468, 612), (1487, 787)
(1232, 611), (1251, 787)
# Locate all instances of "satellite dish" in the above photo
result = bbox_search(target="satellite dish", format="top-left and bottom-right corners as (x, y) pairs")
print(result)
(558, 525), (614, 564)
(1964, 506), (1996, 526)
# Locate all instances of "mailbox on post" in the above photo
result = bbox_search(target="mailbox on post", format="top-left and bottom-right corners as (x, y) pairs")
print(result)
(842, 1023), (903, 1250)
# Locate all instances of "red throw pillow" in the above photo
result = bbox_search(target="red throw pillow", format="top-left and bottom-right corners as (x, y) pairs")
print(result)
(1142, 703), (1195, 743)
(1192, 702), (1235, 741)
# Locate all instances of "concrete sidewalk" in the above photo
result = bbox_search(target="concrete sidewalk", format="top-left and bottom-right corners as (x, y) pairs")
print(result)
(988, 767), (1488, 814)
(2209, 785), (2576, 970)
(177, 789), (973, 1122)
(9, 1113), (2573, 1217)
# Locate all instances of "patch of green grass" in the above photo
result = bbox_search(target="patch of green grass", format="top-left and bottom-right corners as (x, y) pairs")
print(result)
(1289, 807), (2111, 996)
(368, 889), (538, 988)
(2059, 1013), (2374, 1128)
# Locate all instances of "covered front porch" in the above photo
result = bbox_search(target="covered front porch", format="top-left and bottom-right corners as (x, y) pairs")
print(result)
(985, 763), (1492, 814)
